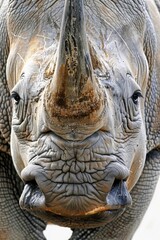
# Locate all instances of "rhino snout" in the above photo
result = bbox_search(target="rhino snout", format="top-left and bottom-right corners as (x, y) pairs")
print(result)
(19, 161), (131, 222)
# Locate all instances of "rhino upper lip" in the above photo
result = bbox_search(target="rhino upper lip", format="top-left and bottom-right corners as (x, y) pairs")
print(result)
(20, 177), (131, 214)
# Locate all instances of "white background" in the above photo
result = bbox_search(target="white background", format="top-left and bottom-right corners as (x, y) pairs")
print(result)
(44, 177), (160, 240)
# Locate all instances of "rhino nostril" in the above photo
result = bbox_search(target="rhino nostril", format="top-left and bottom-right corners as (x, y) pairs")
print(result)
(25, 180), (38, 189)
(19, 180), (45, 210)
(106, 179), (132, 208)
(21, 165), (42, 183)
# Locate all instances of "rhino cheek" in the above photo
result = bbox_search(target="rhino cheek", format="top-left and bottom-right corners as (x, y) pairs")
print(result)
(127, 129), (146, 191)
(11, 130), (26, 177)
(127, 147), (146, 192)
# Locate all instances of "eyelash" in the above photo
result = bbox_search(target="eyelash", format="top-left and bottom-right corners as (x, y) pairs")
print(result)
(11, 91), (21, 104)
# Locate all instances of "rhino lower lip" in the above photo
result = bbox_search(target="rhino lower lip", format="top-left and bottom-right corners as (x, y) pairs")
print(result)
(83, 180), (132, 216)
(20, 181), (125, 228)
(20, 179), (131, 213)
(19, 180), (131, 227)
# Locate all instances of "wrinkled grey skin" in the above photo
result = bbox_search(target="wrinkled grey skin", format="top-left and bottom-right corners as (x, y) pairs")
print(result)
(0, 0), (160, 240)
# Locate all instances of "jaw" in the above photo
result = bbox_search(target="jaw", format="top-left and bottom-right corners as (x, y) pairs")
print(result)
(20, 189), (125, 228)
(19, 178), (131, 228)
(27, 207), (125, 229)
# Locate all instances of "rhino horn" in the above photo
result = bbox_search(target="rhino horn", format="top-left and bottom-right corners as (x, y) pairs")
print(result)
(46, 0), (104, 124)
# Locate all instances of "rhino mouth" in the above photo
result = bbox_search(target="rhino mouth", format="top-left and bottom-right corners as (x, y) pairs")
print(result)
(20, 179), (132, 228)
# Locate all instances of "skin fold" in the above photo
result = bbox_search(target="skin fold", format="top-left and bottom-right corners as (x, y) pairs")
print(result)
(0, 0), (160, 239)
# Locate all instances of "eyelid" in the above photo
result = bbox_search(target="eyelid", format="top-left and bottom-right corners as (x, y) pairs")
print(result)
(10, 91), (21, 103)
(133, 90), (144, 98)
(11, 91), (19, 98)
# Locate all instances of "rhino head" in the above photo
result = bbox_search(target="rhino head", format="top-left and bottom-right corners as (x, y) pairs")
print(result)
(8, 0), (147, 228)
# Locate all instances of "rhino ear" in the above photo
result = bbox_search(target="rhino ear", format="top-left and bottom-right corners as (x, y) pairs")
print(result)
(45, 0), (104, 124)
(143, 20), (160, 150)
(0, 2), (11, 153)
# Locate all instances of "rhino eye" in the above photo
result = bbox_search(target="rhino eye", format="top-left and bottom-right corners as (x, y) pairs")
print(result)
(131, 90), (143, 105)
(11, 91), (21, 104)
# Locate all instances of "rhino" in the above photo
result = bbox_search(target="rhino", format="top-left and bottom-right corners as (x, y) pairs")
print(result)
(0, 0), (160, 239)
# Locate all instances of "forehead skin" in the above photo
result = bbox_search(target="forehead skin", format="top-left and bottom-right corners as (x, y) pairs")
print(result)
(7, 0), (146, 90)
(8, 0), (146, 32)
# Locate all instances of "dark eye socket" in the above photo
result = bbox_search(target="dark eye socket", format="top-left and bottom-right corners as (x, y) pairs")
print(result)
(131, 90), (143, 104)
(11, 91), (21, 104)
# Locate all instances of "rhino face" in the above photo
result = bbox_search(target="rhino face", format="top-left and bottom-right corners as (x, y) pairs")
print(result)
(8, 0), (147, 228)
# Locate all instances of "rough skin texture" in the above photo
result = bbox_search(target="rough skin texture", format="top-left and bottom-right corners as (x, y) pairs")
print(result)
(70, 149), (160, 239)
(0, 0), (160, 240)
(0, 1), (46, 239)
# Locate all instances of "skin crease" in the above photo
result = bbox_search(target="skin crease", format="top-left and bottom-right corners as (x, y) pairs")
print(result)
(0, 0), (159, 239)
